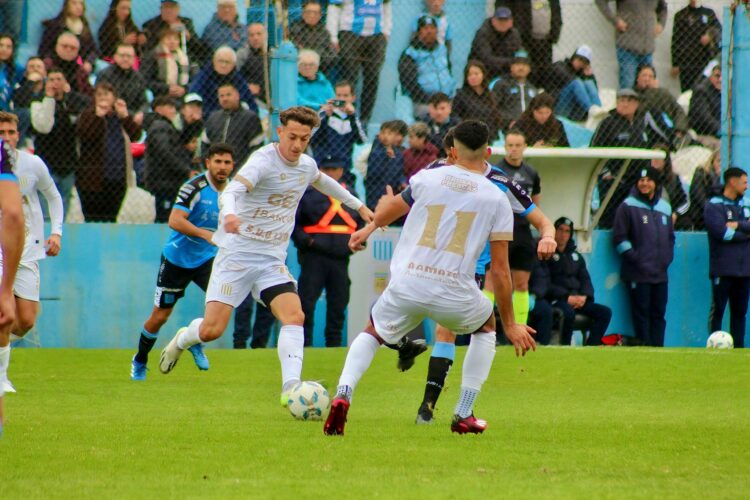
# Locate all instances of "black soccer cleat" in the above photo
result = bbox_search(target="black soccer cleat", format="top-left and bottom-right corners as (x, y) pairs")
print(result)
(415, 402), (434, 425)
(397, 338), (428, 372)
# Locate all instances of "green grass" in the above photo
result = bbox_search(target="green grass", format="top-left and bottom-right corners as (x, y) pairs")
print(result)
(2, 347), (749, 499)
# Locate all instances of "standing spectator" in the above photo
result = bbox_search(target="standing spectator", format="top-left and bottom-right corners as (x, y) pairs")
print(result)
(326, 0), (391, 124)
(201, 82), (263, 167)
(422, 92), (459, 157)
(650, 145), (690, 229)
(398, 15), (455, 118)
(467, 7), (522, 81)
(547, 217), (612, 346)
(76, 82), (141, 222)
(403, 122), (438, 181)
(411, 0), (452, 54)
(452, 60), (501, 143)
(140, 28), (190, 100)
(38, 0), (99, 75)
(144, 96), (192, 222)
(364, 120), (407, 211)
(492, 50), (537, 133)
(233, 299), (277, 349)
(613, 166), (675, 347)
(189, 46), (256, 115)
(704, 167), (750, 348)
(546, 45), (600, 122)
(12, 57), (48, 110)
(596, 0), (668, 90)
(98, 0), (146, 60)
(0, 34), (23, 112)
(290, 1), (336, 78)
(43, 32), (94, 96)
(515, 93), (569, 147)
(688, 62), (721, 150)
(143, 0), (208, 68)
(96, 43), (149, 124)
(0, 0), (24, 42)
(297, 49), (334, 110)
(634, 64), (689, 139)
(30, 68), (90, 215)
(238, 23), (268, 104)
(689, 149), (722, 230)
(310, 80), (367, 186)
(292, 156), (363, 347)
(202, 0), (247, 52)
(671, 0), (722, 93)
(179, 93), (204, 164)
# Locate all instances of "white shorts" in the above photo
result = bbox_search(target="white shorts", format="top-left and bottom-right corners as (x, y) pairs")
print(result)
(0, 260), (40, 302)
(371, 285), (493, 345)
(205, 248), (296, 308)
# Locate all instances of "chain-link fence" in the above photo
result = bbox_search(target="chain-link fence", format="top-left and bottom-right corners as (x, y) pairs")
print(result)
(0, 0), (728, 228)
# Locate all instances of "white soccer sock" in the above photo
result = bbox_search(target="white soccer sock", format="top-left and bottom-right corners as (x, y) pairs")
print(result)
(0, 345), (9, 385)
(455, 332), (496, 418)
(9, 333), (21, 343)
(177, 318), (203, 350)
(337, 333), (381, 399)
(278, 325), (305, 391)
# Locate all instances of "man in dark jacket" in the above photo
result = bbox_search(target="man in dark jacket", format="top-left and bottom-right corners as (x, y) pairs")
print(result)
(95, 44), (149, 123)
(143, 0), (208, 66)
(547, 217), (612, 346)
(613, 166), (675, 347)
(43, 32), (94, 96)
(468, 7), (522, 80)
(689, 63), (721, 148)
(528, 256), (553, 345)
(292, 155), (363, 347)
(144, 96), (193, 222)
(671, 0), (722, 92)
(492, 50), (537, 132)
(290, 0), (336, 78)
(704, 167), (750, 348)
(421, 92), (459, 157)
(238, 23), (268, 104)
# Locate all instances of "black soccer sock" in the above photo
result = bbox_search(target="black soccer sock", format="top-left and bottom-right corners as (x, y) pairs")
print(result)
(421, 356), (453, 410)
(134, 328), (159, 364)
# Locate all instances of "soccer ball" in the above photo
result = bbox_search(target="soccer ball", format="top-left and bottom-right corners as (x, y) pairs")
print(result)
(287, 381), (330, 421)
(706, 331), (734, 349)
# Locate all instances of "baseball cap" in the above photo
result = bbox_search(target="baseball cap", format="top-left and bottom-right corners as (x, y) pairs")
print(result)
(161, 0), (178, 4)
(573, 45), (592, 64)
(493, 7), (512, 19)
(616, 88), (640, 100)
(184, 93), (203, 105)
(416, 15), (437, 31)
(554, 217), (574, 232)
(318, 155), (346, 169)
(512, 49), (530, 64)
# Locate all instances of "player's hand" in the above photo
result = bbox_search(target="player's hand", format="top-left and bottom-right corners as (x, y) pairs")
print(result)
(358, 204), (374, 223)
(537, 236), (557, 260)
(375, 185), (398, 213)
(202, 230), (216, 246)
(654, 23), (663, 36)
(727, 221), (739, 230)
(224, 214), (241, 234)
(615, 18), (628, 32)
(505, 323), (536, 357)
(115, 99), (129, 119)
(45, 234), (62, 256)
(349, 224), (375, 252)
(0, 290), (16, 330)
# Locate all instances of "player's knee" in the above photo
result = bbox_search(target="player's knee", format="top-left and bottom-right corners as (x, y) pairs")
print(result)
(149, 308), (172, 328)
(281, 309), (305, 327)
(16, 313), (36, 334)
(435, 326), (456, 343)
(514, 282), (529, 292)
(199, 321), (225, 342)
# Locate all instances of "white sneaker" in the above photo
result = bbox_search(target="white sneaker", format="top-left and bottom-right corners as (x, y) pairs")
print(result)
(1, 379), (16, 394)
(159, 327), (187, 374)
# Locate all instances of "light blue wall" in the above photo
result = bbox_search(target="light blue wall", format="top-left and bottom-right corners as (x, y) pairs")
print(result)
(721, 4), (749, 171)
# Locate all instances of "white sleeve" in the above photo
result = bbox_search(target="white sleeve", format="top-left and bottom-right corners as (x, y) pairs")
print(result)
(36, 158), (64, 235)
(219, 180), (245, 216)
(354, 144), (371, 177)
(235, 153), (267, 188)
(381, 1), (392, 37)
(489, 193), (513, 241)
(30, 97), (56, 134)
(326, 4), (342, 44)
(311, 171), (363, 210)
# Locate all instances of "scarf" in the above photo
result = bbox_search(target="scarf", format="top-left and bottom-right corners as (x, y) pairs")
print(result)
(158, 43), (190, 87)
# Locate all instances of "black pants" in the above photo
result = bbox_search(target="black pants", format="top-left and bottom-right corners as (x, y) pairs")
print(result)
(78, 181), (126, 222)
(710, 276), (750, 348)
(554, 300), (613, 346)
(526, 38), (554, 89)
(338, 31), (386, 123)
(233, 297), (276, 349)
(679, 66), (705, 93)
(528, 298), (553, 345)
(626, 281), (668, 347)
(298, 252), (351, 347)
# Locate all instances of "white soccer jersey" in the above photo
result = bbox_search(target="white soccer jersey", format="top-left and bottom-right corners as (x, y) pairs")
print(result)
(389, 164), (513, 302)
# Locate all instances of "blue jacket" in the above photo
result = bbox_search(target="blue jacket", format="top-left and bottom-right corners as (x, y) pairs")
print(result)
(547, 240), (596, 301)
(398, 39), (455, 104)
(613, 187), (675, 283)
(202, 15), (247, 51)
(310, 110), (367, 169)
(704, 194), (750, 278)
(188, 65), (257, 115)
(297, 72), (335, 110)
(365, 139), (405, 210)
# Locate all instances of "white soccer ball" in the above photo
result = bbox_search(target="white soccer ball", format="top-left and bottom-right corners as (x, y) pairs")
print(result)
(706, 331), (734, 349)
(287, 381), (330, 421)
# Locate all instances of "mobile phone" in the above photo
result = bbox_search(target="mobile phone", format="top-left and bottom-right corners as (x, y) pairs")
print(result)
(331, 99), (346, 107)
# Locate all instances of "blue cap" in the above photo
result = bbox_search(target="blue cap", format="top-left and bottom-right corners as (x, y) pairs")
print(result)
(493, 7), (512, 19)
(318, 155), (346, 169)
(161, 0), (178, 4)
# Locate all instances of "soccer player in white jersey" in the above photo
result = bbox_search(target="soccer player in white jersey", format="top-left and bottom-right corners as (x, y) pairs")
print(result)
(324, 120), (537, 436)
(0, 112), (63, 394)
(159, 106), (373, 402)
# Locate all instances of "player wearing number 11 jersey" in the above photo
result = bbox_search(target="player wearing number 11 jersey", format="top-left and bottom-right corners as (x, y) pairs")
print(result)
(324, 120), (537, 436)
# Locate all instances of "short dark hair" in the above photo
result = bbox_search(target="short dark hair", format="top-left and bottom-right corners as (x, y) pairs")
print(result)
(0, 111), (19, 125)
(380, 119), (408, 136)
(442, 127), (455, 150)
(280, 106), (320, 128)
(505, 128), (527, 142)
(206, 142), (235, 160)
(452, 120), (489, 151)
(152, 96), (176, 110)
(46, 66), (66, 78)
(334, 80), (354, 93)
(724, 166), (747, 183)
(115, 43), (136, 54)
(218, 81), (238, 93)
(428, 92), (451, 106)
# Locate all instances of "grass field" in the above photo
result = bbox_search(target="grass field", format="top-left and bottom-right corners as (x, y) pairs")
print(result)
(2, 346), (749, 499)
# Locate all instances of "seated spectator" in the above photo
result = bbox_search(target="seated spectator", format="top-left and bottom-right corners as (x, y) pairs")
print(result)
(651, 144), (690, 229)
(547, 45), (600, 122)
(515, 93), (569, 147)
(398, 15), (455, 118)
(44, 32), (94, 96)
(403, 122), (438, 180)
(634, 64), (689, 139)
(671, 1), (722, 93)
(411, 0), (452, 55)
(297, 49), (334, 110)
(96, 43), (149, 124)
(39, 0), (99, 75)
(547, 217), (612, 346)
(491, 50), (537, 132)
(452, 60), (501, 142)
(98, 0), (146, 60)
(365, 120), (407, 211)
(468, 7), (522, 81)
(421, 92), (459, 157)
(689, 148), (722, 230)
(143, 96), (192, 222)
(202, 0), (247, 52)
(30, 67), (90, 214)
(237, 23), (267, 104)
(310, 80), (367, 187)
(140, 28), (190, 100)
(290, 1), (336, 77)
(143, 0), (208, 68)
(179, 93), (204, 165)
(189, 46), (257, 115)
(689, 62), (721, 149)
(75, 82), (141, 222)
(0, 34), (24, 111)
(527, 256), (554, 345)
(201, 82), (263, 167)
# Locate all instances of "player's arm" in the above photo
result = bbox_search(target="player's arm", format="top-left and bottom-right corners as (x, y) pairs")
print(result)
(526, 207), (556, 259)
(220, 174), (254, 234)
(37, 163), (64, 256)
(168, 209), (215, 245)
(311, 170), (373, 223)
(349, 185), (410, 252)
(0, 181), (25, 328)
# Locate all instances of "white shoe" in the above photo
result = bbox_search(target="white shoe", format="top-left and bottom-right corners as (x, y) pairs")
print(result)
(159, 327), (187, 374)
(1, 379), (16, 394)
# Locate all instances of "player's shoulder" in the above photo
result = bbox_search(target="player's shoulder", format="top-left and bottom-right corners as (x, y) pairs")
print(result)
(298, 152), (320, 172)
(185, 173), (209, 190)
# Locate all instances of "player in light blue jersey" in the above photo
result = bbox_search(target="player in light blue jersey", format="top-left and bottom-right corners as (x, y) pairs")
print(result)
(129, 144), (235, 381)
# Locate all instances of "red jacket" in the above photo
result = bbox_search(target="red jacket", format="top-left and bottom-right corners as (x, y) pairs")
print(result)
(403, 142), (439, 181)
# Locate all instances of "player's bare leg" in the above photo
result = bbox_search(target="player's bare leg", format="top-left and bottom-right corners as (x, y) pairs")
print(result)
(267, 292), (306, 401)
(2, 297), (38, 392)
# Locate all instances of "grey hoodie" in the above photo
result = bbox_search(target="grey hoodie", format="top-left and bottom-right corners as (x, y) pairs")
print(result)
(596, 0), (668, 55)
